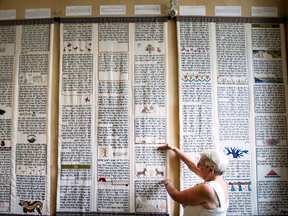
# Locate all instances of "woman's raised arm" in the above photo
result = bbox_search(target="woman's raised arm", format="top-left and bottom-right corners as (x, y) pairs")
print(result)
(158, 144), (201, 176)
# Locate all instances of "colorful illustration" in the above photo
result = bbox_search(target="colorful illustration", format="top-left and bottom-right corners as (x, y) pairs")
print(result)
(145, 44), (154, 54)
(259, 205), (281, 214)
(157, 47), (161, 52)
(155, 168), (164, 177)
(255, 77), (283, 83)
(73, 46), (78, 51)
(64, 42), (92, 53)
(253, 50), (281, 59)
(259, 205), (287, 214)
(263, 138), (280, 146)
(265, 169), (281, 178)
(21, 50), (28, 54)
(0, 174), (10, 184)
(225, 147), (249, 158)
(0, 141), (10, 148)
(141, 105), (156, 114)
(137, 168), (147, 177)
(141, 107), (149, 114)
(85, 46), (92, 52)
(27, 135), (36, 143)
(19, 200), (43, 215)
(85, 97), (90, 103)
(229, 181), (251, 191)
(182, 73), (211, 82)
(100, 147), (109, 157)
(98, 177), (106, 182)
(137, 43), (141, 48)
(97, 176), (128, 186)
(17, 165), (45, 175)
(136, 200), (166, 212)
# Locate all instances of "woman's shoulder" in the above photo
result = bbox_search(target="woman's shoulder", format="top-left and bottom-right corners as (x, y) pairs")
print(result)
(195, 182), (217, 197)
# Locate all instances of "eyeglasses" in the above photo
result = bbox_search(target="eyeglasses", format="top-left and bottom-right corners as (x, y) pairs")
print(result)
(197, 162), (207, 168)
(197, 162), (214, 168)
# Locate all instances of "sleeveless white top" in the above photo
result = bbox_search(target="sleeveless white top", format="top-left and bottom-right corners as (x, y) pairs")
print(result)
(183, 181), (229, 216)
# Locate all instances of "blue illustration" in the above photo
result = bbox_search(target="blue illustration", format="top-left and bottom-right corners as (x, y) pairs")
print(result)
(248, 184), (252, 191)
(238, 183), (242, 191)
(225, 147), (249, 158)
(255, 77), (283, 83)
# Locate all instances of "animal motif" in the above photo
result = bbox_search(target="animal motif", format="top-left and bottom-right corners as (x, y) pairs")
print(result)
(137, 168), (147, 177)
(19, 200), (43, 215)
(155, 168), (164, 176)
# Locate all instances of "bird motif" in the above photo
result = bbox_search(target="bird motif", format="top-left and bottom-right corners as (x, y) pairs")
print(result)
(85, 46), (92, 52)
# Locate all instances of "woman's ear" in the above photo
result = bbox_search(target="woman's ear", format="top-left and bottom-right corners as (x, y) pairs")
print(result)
(209, 167), (214, 173)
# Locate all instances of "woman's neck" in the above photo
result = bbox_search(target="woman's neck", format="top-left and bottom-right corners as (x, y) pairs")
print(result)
(204, 175), (219, 182)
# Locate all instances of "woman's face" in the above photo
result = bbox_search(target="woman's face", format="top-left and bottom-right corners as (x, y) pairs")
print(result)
(197, 157), (207, 169)
(197, 157), (211, 179)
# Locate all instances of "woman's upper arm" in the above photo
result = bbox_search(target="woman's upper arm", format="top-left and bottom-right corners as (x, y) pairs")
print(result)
(169, 183), (213, 206)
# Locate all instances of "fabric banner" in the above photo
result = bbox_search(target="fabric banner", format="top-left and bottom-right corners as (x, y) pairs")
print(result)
(177, 17), (288, 215)
(56, 17), (169, 214)
(0, 19), (54, 215)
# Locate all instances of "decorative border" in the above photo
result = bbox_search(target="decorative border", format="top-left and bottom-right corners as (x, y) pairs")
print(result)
(60, 17), (168, 24)
(177, 16), (286, 24)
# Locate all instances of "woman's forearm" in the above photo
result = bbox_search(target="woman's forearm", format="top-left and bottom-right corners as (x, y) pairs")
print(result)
(163, 181), (180, 203)
(170, 146), (199, 174)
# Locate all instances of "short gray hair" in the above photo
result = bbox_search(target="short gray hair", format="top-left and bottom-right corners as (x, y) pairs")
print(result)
(200, 149), (229, 175)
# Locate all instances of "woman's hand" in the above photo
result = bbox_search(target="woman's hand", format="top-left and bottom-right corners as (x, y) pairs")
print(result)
(158, 143), (174, 151)
(162, 178), (173, 186)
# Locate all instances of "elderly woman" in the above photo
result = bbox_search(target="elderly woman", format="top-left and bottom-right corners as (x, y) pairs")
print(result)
(158, 144), (229, 216)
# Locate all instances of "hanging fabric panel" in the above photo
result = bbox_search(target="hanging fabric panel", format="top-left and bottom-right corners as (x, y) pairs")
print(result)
(0, 19), (54, 215)
(56, 17), (169, 215)
(177, 16), (287, 215)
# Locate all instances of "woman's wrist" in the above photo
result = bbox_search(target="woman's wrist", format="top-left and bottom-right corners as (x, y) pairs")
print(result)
(169, 145), (175, 151)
